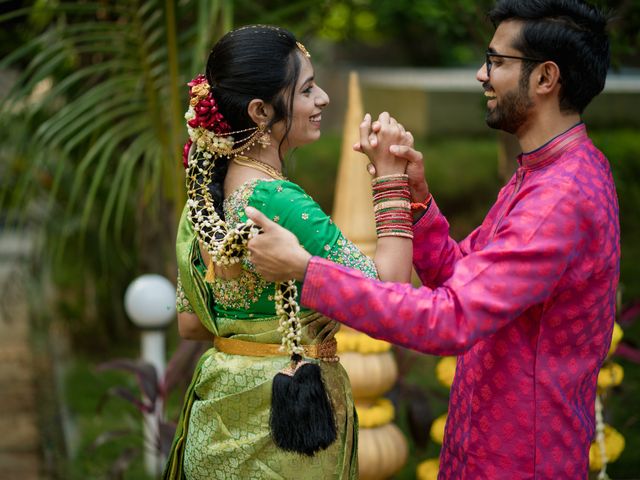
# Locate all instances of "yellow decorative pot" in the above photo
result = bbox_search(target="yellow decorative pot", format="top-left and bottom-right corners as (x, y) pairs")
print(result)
(339, 350), (398, 399)
(357, 423), (409, 480)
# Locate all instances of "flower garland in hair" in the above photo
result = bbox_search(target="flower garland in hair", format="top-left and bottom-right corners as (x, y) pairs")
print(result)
(183, 74), (303, 357)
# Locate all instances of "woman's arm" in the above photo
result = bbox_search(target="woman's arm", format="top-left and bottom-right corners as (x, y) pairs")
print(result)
(361, 113), (413, 283)
(178, 312), (215, 341)
(373, 237), (413, 283)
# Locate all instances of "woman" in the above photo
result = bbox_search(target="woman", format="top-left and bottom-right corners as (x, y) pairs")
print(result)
(164, 25), (413, 479)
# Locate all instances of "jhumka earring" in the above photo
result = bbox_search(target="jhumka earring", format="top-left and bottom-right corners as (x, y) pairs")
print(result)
(257, 123), (271, 148)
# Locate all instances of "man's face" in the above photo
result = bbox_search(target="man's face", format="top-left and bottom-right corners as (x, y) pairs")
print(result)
(476, 20), (534, 135)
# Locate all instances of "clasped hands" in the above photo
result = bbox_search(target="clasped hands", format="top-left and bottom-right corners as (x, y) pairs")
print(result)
(246, 112), (428, 282)
(355, 112), (429, 203)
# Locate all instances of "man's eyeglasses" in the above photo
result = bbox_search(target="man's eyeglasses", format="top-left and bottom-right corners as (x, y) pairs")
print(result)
(485, 51), (545, 77)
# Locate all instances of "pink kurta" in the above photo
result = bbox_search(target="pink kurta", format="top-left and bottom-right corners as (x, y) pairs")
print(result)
(301, 124), (619, 479)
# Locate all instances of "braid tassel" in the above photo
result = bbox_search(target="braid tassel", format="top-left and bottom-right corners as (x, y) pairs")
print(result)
(269, 282), (337, 456)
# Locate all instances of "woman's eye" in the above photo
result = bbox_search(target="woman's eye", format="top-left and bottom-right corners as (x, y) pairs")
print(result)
(302, 85), (313, 94)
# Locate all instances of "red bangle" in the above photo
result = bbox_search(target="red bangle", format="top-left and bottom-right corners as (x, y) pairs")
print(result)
(410, 193), (432, 211)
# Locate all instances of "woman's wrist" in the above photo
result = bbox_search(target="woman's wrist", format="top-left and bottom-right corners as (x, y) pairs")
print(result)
(375, 166), (406, 177)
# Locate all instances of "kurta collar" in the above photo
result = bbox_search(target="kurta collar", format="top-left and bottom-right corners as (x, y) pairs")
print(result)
(518, 122), (587, 170)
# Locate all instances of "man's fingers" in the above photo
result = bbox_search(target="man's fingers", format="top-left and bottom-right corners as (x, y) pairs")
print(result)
(378, 111), (390, 125)
(389, 145), (423, 164)
(245, 206), (273, 230)
(369, 132), (378, 147)
(371, 121), (382, 133)
(353, 142), (363, 152)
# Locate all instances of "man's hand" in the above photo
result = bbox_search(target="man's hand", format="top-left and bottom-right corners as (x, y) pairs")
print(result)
(245, 207), (312, 282)
(389, 144), (430, 203)
(354, 114), (429, 202)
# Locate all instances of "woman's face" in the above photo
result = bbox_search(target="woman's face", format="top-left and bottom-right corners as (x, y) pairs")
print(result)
(272, 52), (330, 150)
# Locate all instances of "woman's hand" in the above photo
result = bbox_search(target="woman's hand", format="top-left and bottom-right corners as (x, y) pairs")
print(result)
(355, 115), (429, 203)
(356, 112), (409, 177)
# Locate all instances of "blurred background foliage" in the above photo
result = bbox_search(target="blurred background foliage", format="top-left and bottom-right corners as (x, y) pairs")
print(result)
(1, 0), (640, 477)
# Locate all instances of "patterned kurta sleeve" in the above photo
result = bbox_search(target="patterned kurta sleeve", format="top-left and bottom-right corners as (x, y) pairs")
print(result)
(246, 180), (377, 279)
(413, 183), (513, 288)
(302, 181), (588, 356)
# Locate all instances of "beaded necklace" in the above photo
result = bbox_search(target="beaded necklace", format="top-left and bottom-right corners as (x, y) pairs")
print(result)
(233, 155), (287, 181)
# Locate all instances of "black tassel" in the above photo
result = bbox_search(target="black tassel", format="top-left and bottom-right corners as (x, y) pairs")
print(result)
(270, 354), (337, 456)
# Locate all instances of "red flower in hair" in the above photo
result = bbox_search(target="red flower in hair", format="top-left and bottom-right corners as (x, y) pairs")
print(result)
(182, 140), (193, 168)
(182, 74), (233, 168)
(186, 75), (231, 133)
(187, 74), (207, 88)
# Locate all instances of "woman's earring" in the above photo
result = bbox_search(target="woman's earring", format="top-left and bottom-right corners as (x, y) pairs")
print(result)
(258, 124), (271, 148)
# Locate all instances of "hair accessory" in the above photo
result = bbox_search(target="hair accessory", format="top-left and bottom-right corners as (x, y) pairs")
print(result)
(296, 41), (311, 58)
(183, 73), (336, 456)
(257, 123), (272, 148)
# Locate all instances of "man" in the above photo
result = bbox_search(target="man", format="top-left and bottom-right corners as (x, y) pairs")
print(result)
(247, 0), (618, 478)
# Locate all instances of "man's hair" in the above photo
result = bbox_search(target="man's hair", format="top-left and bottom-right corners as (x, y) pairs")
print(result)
(489, 0), (610, 114)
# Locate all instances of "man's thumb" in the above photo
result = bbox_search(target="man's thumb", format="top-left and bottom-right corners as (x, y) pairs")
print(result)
(245, 206), (271, 229)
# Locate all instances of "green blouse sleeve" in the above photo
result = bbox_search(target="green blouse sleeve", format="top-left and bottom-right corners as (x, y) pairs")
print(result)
(175, 203), (218, 334)
(246, 180), (377, 279)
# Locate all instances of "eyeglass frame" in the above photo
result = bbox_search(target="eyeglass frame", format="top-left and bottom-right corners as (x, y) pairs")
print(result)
(485, 51), (546, 77)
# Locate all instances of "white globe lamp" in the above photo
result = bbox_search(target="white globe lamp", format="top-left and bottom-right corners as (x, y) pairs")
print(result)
(124, 274), (176, 476)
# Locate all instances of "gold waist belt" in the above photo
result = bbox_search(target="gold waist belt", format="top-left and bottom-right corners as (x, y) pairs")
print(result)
(213, 336), (338, 360)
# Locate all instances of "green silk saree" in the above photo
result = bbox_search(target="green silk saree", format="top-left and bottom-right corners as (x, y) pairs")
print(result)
(164, 179), (377, 479)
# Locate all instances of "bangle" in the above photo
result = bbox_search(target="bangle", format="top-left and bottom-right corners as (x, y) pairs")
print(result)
(410, 193), (432, 211)
(372, 174), (413, 240)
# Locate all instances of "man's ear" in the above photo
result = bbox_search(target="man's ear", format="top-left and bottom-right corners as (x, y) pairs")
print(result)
(247, 99), (274, 127)
(535, 61), (562, 95)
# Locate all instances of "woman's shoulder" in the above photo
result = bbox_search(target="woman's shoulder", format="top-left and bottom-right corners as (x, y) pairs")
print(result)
(224, 178), (311, 225)
(251, 178), (309, 198)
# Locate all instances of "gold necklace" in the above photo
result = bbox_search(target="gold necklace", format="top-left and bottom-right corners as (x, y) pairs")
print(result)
(233, 155), (286, 180)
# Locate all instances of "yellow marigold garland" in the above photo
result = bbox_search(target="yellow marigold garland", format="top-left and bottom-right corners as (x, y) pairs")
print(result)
(335, 331), (392, 354)
(430, 412), (447, 445)
(435, 356), (457, 388)
(597, 362), (624, 391)
(416, 458), (440, 480)
(356, 398), (395, 428)
(589, 424), (626, 471)
(607, 322), (623, 357)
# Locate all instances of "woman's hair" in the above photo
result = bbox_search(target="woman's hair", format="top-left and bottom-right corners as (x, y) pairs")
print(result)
(203, 25), (302, 219)
(488, 0), (610, 114)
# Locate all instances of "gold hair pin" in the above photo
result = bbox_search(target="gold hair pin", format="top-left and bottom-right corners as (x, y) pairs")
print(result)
(296, 41), (311, 58)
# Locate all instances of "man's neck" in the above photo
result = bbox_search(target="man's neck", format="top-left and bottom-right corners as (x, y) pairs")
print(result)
(516, 112), (581, 153)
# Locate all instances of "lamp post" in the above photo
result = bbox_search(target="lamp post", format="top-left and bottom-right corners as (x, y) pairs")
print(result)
(124, 274), (176, 477)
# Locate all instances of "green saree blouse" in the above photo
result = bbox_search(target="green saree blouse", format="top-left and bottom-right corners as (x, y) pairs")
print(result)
(164, 179), (377, 480)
